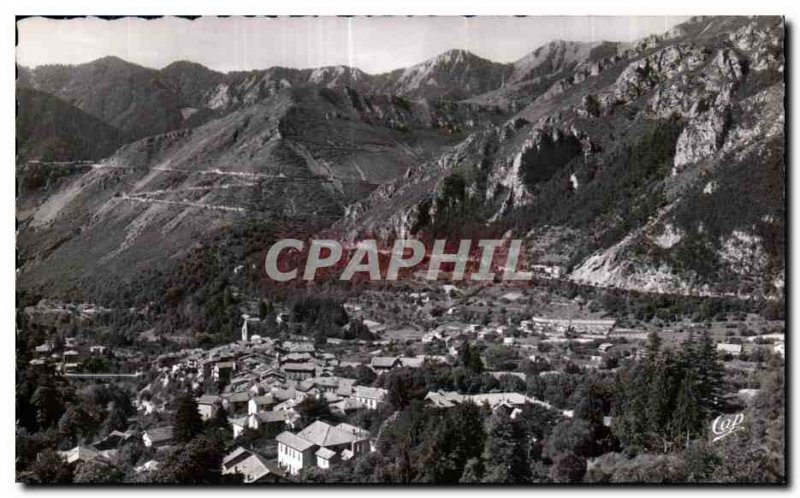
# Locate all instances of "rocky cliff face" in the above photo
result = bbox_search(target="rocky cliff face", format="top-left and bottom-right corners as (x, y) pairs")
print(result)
(16, 16), (784, 300)
(336, 16), (785, 298)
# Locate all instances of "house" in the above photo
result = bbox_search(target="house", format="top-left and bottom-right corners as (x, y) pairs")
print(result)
(246, 410), (297, 436)
(529, 317), (616, 337)
(224, 391), (251, 415)
(230, 416), (249, 439)
(222, 447), (286, 483)
(280, 352), (314, 365)
(28, 358), (48, 369)
(278, 341), (315, 356)
(598, 343), (615, 353)
(197, 394), (222, 420)
(330, 397), (365, 416)
(213, 361), (236, 382)
(282, 362), (317, 381)
(89, 345), (108, 355)
(92, 430), (135, 450)
(142, 426), (175, 448)
(425, 391), (541, 419)
(276, 421), (371, 475)
(353, 386), (386, 410)
(276, 431), (316, 475)
(316, 447), (340, 469)
(35, 343), (53, 358)
(717, 343), (743, 356)
(57, 446), (112, 465)
(63, 350), (80, 362)
(369, 356), (401, 373)
(300, 376), (356, 394)
(248, 395), (277, 415)
(530, 264), (564, 279)
(135, 460), (160, 474)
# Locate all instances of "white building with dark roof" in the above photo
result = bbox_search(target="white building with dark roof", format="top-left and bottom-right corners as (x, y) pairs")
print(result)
(353, 386), (387, 410)
(276, 420), (370, 475)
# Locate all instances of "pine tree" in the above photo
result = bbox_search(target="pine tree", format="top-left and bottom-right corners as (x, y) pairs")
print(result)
(173, 392), (203, 443)
(670, 370), (703, 448)
(30, 381), (64, 430)
(102, 401), (129, 436)
(696, 330), (725, 417)
(646, 349), (677, 451)
(482, 412), (530, 483)
(459, 343), (483, 374)
(211, 403), (230, 430)
(258, 300), (272, 319)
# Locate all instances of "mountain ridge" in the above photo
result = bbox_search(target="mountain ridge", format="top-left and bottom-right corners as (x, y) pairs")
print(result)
(16, 16), (786, 302)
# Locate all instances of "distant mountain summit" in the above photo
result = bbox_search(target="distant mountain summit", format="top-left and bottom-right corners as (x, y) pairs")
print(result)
(376, 49), (513, 99)
(16, 16), (786, 301)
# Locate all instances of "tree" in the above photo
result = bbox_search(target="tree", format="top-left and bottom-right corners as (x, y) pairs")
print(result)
(30, 382), (64, 430)
(460, 457), (485, 483)
(482, 412), (531, 483)
(459, 343), (483, 374)
(258, 300), (272, 320)
(613, 331), (725, 453)
(383, 369), (424, 412)
(73, 461), (124, 483)
(173, 392), (203, 443)
(418, 402), (486, 483)
(152, 436), (231, 484)
(101, 401), (129, 436)
(209, 403), (230, 431)
(543, 418), (595, 460)
(549, 452), (587, 483)
(296, 394), (333, 427)
(58, 405), (99, 444)
(24, 449), (74, 484)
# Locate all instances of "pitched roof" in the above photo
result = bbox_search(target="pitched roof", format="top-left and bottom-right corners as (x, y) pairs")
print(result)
(282, 362), (317, 372)
(222, 449), (279, 483)
(370, 356), (400, 368)
(255, 411), (289, 423)
(250, 395), (275, 406)
(276, 431), (317, 452)
(58, 446), (101, 464)
(315, 447), (337, 460)
(229, 416), (248, 428)
(335, 422), (370, 439)
(297, 420), (365, 447)
(144, 426), (174, 443)
(222, 446), (251, 468)
(354, 386), (386, 400)
(227, 391), (250, 403)
(197, 394), (221, 405)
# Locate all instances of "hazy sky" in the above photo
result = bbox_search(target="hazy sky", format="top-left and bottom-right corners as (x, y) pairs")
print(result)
(17, 16), (690, 74)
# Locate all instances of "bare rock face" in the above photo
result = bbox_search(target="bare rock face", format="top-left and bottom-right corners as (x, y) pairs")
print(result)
(338, 17), (784, 298)
(607, 44), (710, 104)
(16, 16), (785, 300)
(729, 20), (784, 72)
(673, 106), (730, 173)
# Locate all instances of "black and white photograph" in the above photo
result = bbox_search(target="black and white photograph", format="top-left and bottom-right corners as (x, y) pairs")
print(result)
(11, 10), (787, 487)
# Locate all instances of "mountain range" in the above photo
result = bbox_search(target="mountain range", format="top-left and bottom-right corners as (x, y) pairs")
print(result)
(16, 16), (785, 303)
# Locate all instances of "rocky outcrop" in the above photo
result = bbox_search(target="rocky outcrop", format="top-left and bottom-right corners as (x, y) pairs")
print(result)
(673, 106), (730, 173)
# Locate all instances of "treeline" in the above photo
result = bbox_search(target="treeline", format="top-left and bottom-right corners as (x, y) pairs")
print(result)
(613, 331), (725, 453)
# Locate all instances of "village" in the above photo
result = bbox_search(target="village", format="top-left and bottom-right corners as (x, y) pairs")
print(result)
(21, 279), (786, 483)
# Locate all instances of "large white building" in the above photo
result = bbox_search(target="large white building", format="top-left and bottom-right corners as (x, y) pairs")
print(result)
(276, 421), (371, 475)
